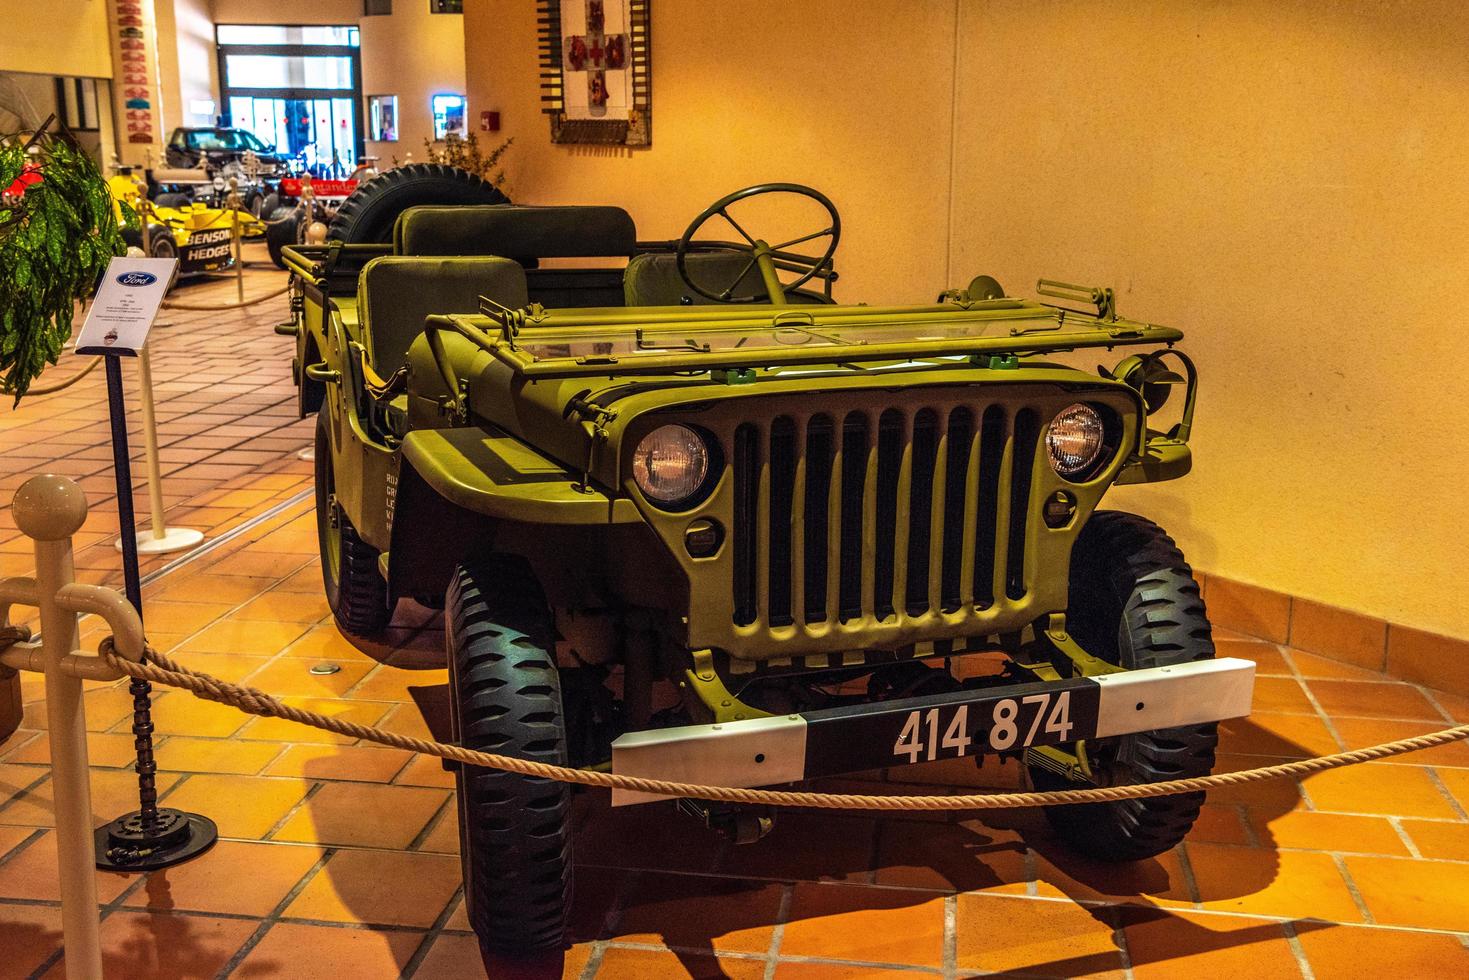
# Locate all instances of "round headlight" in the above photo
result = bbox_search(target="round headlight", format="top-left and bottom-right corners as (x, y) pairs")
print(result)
(1046, 404), (1105, 478)
(633, 424), (710, 505)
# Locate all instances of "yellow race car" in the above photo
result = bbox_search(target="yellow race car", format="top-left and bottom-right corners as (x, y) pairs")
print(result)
(108, 170), (264, 274)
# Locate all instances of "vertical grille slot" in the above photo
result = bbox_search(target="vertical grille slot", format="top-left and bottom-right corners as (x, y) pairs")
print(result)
(728, 394), (1047, 632)
(837, 412), (869, 622)
(939, 406), (974, 612)
(872, 409), (905, 621)
(973, 406), (1008, 609)
(767, 416), (797, 627)
(802, 415), (835, 624)
(1005, 409), (1040, 600)
(904, 408), (940, 615)
(732, 422), (760, 626)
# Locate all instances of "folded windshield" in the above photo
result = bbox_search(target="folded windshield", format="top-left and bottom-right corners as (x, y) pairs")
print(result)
(461, 301), (1181, 377)
(512, 304), (1096, 360)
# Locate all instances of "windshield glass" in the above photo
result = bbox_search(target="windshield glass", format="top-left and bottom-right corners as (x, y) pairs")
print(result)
(186, 129), (269, 152)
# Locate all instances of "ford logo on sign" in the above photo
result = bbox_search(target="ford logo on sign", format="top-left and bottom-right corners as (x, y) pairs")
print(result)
(116, 271), (157, 287)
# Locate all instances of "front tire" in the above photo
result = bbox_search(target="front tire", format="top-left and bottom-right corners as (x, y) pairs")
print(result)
(448, 559), (573, 957)
(265, 205), (300, 269)
(1029, 511), (1218, 861)
(147, 228), (177, 259)
(314, 407), (390, 638)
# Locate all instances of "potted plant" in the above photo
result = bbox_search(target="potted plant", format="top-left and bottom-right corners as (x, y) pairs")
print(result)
(1, 117), (127, 400)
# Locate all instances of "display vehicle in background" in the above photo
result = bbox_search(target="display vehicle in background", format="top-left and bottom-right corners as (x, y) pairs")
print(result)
(163, 126), (291, 176)
(263, 171), (374, 269)
(279, 170), (1254, 958)
(107, 167), (264, 275)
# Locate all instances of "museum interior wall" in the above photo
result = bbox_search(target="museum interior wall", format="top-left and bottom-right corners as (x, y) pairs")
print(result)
(463, 0), (1468, 644)
(0, 0), (114, 79)
(357, 2), (469, 165)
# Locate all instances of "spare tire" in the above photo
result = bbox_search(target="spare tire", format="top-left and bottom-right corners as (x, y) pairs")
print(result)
(266, 206), (301, 269)
(326, 163), (510, 245)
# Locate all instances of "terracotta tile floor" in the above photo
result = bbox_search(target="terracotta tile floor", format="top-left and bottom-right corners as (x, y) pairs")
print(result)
(2, 258), (1469, 977)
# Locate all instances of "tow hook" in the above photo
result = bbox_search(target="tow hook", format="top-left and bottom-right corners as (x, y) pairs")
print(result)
(677, 799), (775, 845)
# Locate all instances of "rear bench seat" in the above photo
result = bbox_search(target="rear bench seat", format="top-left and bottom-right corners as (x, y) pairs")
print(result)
(394, 205), (636, 308)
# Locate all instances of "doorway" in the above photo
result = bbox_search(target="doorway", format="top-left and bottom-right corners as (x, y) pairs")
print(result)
(216, 25), (364, 176)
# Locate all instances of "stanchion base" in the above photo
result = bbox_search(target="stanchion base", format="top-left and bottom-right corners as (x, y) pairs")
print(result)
(114, 527), (205, 555)
(94, 808), (218, 872)
(297, 446), (316, 462)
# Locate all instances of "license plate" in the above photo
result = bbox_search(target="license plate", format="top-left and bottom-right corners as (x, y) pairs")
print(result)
(610, 658), (1254, 805)
(801, 677), (1101, 777)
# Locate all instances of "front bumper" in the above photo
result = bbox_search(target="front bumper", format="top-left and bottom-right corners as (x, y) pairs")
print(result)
(610, 656), (1254, 805)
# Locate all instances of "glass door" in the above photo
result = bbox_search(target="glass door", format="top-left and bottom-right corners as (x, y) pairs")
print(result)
(216, 25), (363, 176)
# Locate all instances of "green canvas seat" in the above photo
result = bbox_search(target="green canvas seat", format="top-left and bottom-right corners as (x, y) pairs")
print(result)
(357, 256), (528, 377)
(394, 205), (637, 263)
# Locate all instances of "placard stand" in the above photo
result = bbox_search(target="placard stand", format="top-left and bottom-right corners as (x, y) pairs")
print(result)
(76, 258), (216, 871)
(113, 348), (204, 555)
(93, 358), (217, 870)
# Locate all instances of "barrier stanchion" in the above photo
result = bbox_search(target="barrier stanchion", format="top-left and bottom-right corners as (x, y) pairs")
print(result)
(0, 475), (153, 980)
(113, 347), (204, 555)
(228, 178), (245, 305)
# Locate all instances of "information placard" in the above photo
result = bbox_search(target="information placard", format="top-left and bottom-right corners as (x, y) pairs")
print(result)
(74, 257), (178, 356)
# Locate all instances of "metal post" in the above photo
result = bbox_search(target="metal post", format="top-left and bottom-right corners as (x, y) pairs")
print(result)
(11, 476), (103, 980)
(95, 356), (217, 872)
(229, 178), (245, 304)
(139, 348), (167, 539)
(116, 350), (203, 556)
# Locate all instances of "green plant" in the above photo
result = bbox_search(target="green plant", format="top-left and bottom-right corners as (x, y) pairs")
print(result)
(0, 126), (126, 400)
(414, 132), (513, 188)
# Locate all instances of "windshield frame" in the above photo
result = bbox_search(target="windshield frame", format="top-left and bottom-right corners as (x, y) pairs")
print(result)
(437, 301), (1185, 379)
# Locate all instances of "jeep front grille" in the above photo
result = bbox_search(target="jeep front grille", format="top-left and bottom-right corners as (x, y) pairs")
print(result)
(731, 405), (1042, 631)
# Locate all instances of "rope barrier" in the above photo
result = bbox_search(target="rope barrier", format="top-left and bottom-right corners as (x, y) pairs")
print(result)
(82, 636), (1469, 812)
(160, 284), (290, 312)
(12, 356), (102, 396)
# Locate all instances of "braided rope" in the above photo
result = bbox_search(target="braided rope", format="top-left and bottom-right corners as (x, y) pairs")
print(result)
(94, 638), (1469, 811)
(12, 357), (102, 396)
(161, 284), (291, 312)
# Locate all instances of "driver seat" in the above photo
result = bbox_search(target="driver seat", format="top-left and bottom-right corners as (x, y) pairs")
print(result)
(623, 252), (831, 307)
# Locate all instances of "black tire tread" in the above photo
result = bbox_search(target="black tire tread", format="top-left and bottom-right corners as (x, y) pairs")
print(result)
(449, 559), (572, 956)
(314, 408), (390, 637)
(1032, 511), (1218, 861)
(265, 205), (299, 269)
(325, 163), (509, 245)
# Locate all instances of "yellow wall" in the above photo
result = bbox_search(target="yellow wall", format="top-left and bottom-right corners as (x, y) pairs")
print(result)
(170, 0), (219, 128)
(359, 4), (467, 165)
(462, 0), (958, 305)
(464, 0), (1469, 638)
(0, 0), (114, 79)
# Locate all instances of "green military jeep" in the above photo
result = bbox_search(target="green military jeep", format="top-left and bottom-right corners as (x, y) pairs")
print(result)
(281, 171), (1254, 958)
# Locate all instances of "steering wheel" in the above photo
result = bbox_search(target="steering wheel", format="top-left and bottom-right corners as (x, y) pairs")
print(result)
(675, 183), (841, 304)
